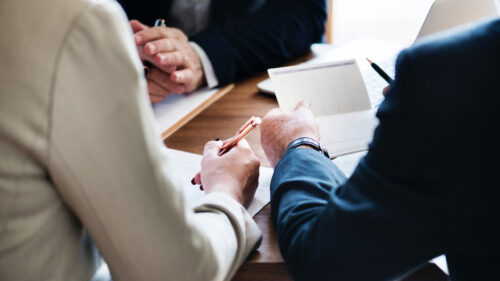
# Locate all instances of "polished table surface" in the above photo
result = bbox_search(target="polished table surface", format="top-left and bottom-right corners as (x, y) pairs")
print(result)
(164, 59), (449, 281)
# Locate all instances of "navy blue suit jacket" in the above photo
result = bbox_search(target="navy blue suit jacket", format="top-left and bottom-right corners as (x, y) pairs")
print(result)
(117, 0), (327, 85)
(271, 19), (500, 281)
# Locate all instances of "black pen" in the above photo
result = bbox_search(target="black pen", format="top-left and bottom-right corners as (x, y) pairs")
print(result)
(367, 58), (394, 84)
(144, 19), (166, 75)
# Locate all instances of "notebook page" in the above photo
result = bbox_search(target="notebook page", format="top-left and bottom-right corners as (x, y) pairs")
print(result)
(317, 109), (379, 157)
(164, 148), (272, 217)
(268, 60), (371, 116)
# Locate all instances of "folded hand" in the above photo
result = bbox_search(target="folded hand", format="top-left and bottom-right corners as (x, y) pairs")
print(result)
(130, 20), (205, 103)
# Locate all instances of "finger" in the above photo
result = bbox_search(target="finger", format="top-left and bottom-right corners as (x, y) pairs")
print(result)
(171, 68), (193, 84)
(266, 107), (282, 115)
(155, 51), (185, 68)
(148, 67), (186, 94)
(203, 140), (223, 159)
(149, 94), (166, 104)
(130, 20), (148, 34)
(262, 108), (283, 121)
(192, 172), (202, 185)
(147, 78), (170, 96)
(134, 27), (181, 46)
(295, 100), (312, 110)
(235, 138), (250, 150)
(224, 138), (252, 158)
(382, 86), (391, 96)
(144, 38), (177, 56)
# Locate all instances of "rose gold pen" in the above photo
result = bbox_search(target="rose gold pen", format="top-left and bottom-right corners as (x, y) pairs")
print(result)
(191, 116), (262, 190)
(218, 116), (262, 155)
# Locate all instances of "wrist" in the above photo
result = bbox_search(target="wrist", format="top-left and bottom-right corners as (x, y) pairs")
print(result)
(284, 137), (330, 159)
(204, 182), (244, 206)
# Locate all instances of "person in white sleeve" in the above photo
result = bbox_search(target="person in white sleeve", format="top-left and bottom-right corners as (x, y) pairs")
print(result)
(0, 0), (262, 280)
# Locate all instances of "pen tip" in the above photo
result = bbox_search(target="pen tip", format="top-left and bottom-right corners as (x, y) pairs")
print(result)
(366, 58), (373, 64)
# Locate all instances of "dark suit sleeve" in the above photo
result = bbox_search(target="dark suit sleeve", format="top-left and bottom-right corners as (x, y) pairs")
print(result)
(190, 0), (327, 85)
(270, 51), (447, 281)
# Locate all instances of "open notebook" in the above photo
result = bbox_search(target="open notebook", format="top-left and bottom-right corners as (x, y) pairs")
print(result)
(268, 60), (379, 158)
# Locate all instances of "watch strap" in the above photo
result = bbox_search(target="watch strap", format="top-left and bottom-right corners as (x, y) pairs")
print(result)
(284, 137), (330, 159)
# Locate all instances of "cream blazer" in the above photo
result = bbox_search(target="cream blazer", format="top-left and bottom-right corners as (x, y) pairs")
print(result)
(0, 0), (261, 280)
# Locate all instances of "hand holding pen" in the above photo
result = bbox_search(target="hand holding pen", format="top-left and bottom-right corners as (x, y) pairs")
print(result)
(192, 116), (262, 191)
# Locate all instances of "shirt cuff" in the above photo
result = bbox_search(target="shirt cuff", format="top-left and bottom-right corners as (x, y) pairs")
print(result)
(190, 42), (219, 88)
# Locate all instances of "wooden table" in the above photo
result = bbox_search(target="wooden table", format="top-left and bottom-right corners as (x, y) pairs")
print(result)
(165, 70), (292, 280)
(164, 64), (449, 281)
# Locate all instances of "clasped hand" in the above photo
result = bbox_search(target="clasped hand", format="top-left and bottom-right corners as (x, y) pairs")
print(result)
(131, 20), (205, 104)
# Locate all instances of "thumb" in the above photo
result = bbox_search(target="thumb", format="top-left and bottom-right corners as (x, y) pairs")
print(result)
(295, 100), (311, 111)
(130, 19), (148, 33)
(203, 140), (223, 159)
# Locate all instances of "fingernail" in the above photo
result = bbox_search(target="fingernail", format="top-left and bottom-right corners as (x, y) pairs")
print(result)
(146, 44), (155, 54)
(191, 177), (196, 185)
(159, 54), (166, 64)
(134, 35), (142, 44)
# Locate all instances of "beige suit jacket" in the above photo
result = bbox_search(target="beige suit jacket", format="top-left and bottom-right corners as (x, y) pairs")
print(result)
(0, 0), (261, 280)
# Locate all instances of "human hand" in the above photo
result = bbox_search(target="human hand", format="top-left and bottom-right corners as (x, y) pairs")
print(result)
(383, 86), (391, 96)
(260, 101), (319, 168)
(130, 20), (205, 103)
(200, 139), (260, 208)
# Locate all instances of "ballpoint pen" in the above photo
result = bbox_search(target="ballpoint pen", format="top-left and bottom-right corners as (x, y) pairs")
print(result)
(367, 58), (394, 84)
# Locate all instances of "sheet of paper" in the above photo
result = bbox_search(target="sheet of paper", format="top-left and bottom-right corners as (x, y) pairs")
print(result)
(164, 148), (272, 217)
(152, 87), (219, 135)
(302, 39), (402, 108)
(317, 110), (378, 157)
(260, 38), (402, 108)
(269, 60), (371, 116)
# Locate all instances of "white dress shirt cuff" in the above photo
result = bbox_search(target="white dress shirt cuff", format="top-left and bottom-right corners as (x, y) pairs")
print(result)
(190, 42), (219, 88)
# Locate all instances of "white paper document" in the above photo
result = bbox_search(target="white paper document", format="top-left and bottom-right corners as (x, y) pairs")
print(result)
(165, 148), (273, 217)
(259, 38), (401, 108)
(152, 87), (219, 136)
(268, 60), (379, 158)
